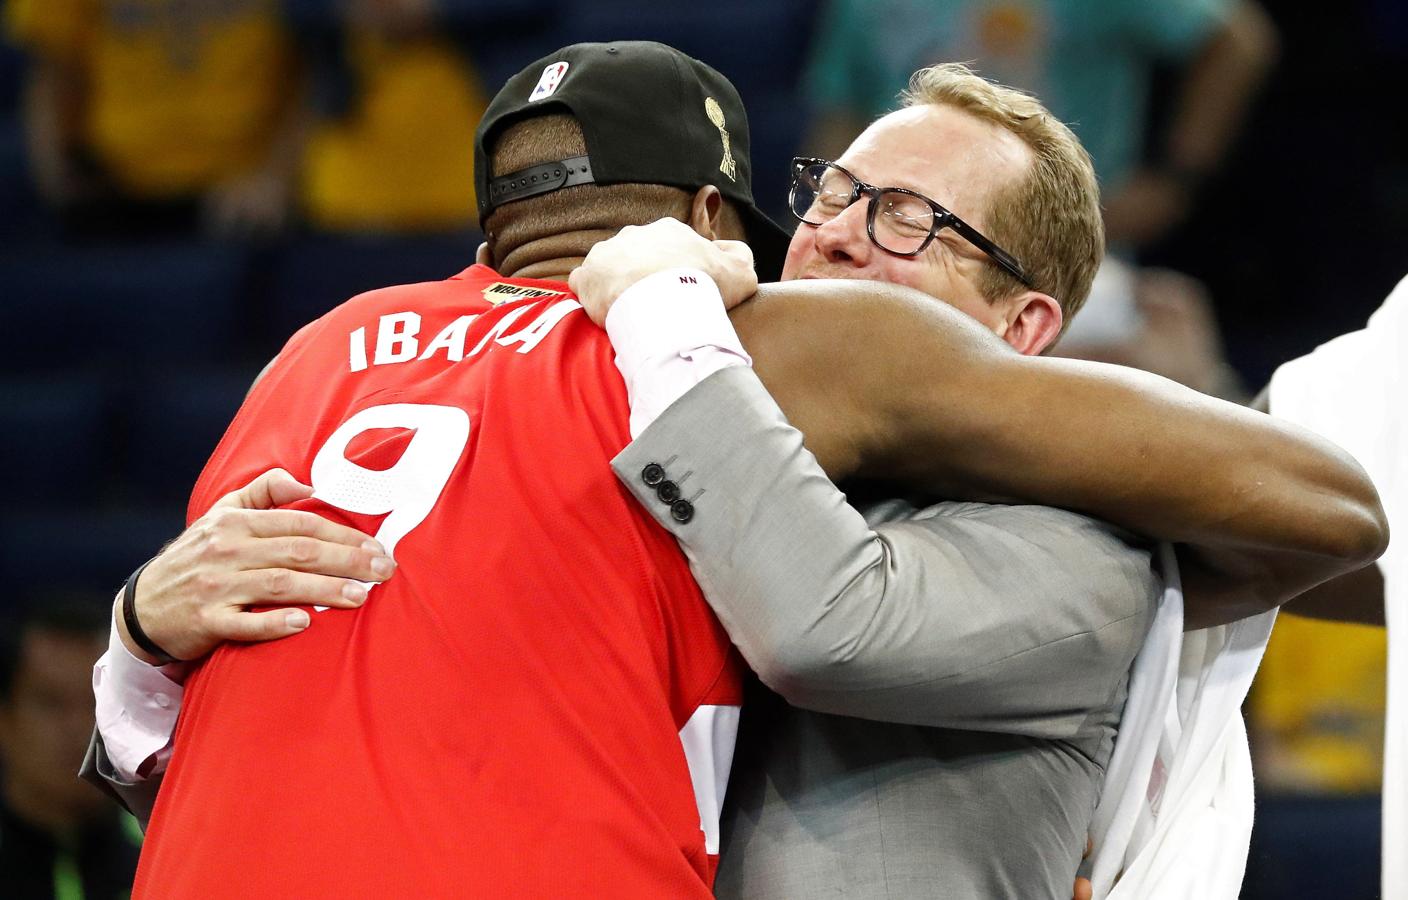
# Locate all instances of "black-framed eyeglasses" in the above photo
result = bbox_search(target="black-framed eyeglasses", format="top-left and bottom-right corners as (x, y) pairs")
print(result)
(788, 157), (1033, 287)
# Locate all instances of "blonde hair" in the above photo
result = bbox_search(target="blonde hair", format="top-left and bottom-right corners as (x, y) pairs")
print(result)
(901, 63), (1103, 330)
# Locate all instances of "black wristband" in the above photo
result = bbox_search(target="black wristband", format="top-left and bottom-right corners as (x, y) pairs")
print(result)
(122, 559), (179, 665)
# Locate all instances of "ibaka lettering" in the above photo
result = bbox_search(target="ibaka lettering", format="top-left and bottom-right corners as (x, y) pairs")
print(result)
(348, 299), (582, 372)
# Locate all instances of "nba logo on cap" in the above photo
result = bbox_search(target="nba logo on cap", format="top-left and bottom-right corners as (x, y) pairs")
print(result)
(529, 62), (570, 102)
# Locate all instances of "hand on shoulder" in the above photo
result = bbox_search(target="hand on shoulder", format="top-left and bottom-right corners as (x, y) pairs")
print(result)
(570, 218), (757, 325)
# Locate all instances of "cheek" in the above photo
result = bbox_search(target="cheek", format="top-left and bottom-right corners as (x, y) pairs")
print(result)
(875, 257), (931, 294)
(944, 294), (999, 326)
(780, 230), (814, 279)
(902, 251), (984, 313)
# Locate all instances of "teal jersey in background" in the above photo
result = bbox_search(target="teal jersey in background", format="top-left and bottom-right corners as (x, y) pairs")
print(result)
(804, 0), (1228, 190)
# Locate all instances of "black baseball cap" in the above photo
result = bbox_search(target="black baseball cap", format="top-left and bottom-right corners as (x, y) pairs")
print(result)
(474, 41), (792, 281)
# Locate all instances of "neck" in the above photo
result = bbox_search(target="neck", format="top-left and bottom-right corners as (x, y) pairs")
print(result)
(495, 229), (621, 282)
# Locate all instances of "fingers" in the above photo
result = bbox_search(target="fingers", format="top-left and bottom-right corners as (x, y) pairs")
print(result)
(236, 531), (393, 586)
(214, 468), (314, 511)
(567, 266), (585, 303)
(1072, 836), (1094, 900)
(714, 239), (754, 265)
(196, 506), (390, 580)
(228, 568), (375, 610)
(714, 240), (758, 280)
(711, 240), (759, 309)
(240, 507), (378, 550)
(262, 469), (317, 508)
(216, 607), (313, 644)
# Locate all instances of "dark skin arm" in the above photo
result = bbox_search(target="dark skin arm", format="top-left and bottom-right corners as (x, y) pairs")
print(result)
(157, 273), (1385, 660)
(1284, 563), (1385, 626)
(1247, 388), (1387, 626)
(728, 280), (1388, 630)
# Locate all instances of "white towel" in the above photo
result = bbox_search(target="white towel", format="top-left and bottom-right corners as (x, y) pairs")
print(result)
(1269, 275), (1406, 898)
(1089, 544), (1276, 899)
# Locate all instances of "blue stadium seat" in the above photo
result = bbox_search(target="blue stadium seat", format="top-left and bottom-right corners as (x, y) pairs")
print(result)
(746, 91), (813, 225)
(546, 0), (814, 86)
(1242, 794), (1380, 900)
(0, 37), (25, 114)
(0, 240), (252, 372)
(125, 366), (261, 504)
(0, 506), (185, 594)
(0, 116), (42, 239)
(261, 231), (480, 346)
(0, 373), (110, 505)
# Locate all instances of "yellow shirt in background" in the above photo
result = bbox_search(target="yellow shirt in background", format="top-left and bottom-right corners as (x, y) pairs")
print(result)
(8, 0), (296, 196)
(1251, 613), (1387, 793)
(302, 32), (484, 232)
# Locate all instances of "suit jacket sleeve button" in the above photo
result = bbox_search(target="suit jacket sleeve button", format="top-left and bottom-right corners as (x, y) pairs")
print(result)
(670, 499), (694, 523)
(657, 480), (681, 503)
(642, 463), (665, 486)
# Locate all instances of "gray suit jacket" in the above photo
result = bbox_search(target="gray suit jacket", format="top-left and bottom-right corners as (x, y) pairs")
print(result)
(611, 367), (1159, 899)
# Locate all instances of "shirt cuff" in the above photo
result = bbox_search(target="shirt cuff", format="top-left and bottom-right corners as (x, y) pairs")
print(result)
(92, 615), (187, 781)
(603, 268), (751, 438)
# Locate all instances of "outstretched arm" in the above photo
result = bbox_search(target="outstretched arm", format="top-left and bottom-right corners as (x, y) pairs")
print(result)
(727, 280), (1387, 628)
(1282, 563), (1384, 626)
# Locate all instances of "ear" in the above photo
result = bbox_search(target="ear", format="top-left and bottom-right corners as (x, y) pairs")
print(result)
(688, 185), (725, 240)
(999, 291), (1063, 356)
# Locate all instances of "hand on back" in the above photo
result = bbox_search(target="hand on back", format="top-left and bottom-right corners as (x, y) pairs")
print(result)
(116, 468), (395, 664)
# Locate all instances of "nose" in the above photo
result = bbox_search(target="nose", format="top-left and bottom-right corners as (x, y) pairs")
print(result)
(811, 200), (873, 268)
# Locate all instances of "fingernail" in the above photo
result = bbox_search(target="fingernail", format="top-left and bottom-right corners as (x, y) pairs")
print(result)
(286, 610), (310, 629)
(342, 582), (368, 604)
(370, 556), (395, 578)
(361, 539), (386, 555)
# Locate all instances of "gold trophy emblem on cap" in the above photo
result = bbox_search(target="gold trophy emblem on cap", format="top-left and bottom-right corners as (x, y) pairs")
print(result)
(705, 98), (738, 181)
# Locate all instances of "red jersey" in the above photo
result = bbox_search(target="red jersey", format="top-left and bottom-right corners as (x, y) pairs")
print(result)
(134, 266), (744, 898)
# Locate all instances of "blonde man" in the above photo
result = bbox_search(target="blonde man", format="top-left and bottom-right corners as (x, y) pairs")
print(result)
(578, 63), (1279, 898)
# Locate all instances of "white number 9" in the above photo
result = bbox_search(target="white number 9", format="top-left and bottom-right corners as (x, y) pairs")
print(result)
(310, 403), (471, 566)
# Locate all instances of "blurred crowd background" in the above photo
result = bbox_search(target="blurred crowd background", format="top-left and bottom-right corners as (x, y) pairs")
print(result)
(0, 0), (1404, 896)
